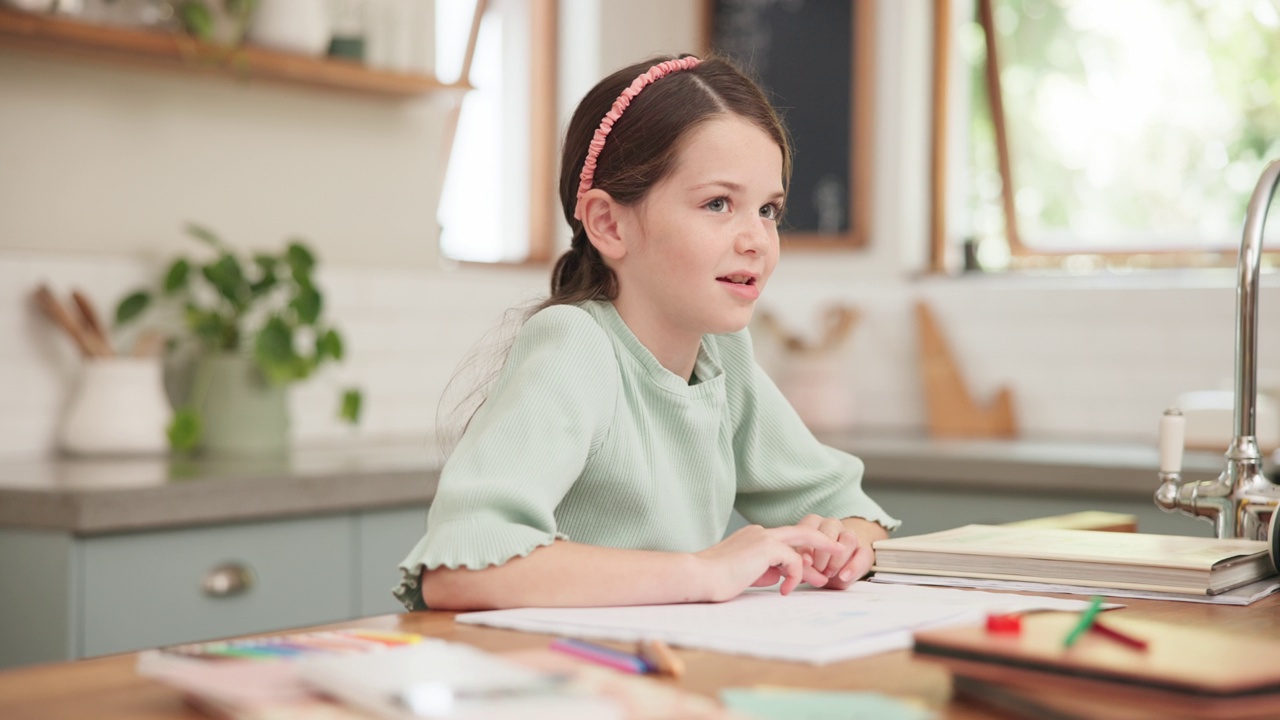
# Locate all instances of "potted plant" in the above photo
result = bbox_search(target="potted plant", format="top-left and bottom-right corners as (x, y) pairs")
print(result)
(116, 223), (361, 455)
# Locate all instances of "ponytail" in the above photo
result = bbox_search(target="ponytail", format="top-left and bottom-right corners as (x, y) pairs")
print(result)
(539, 229), (618, 313)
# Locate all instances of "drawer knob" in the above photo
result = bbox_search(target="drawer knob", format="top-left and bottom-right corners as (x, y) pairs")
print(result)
(202, 563), (255, 597)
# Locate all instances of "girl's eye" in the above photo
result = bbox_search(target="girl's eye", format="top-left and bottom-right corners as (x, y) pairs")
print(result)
(706, 197), (729, 213)
(760, 203), (782, 220)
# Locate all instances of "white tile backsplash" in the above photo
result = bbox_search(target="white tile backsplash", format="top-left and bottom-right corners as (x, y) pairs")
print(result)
(3, 251), (1278, 459)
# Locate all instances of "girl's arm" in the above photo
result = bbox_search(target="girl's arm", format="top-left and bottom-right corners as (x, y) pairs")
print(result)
(420, 524), (844, 610)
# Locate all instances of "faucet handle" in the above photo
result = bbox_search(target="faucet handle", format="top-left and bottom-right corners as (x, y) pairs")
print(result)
(1159, 408), (1186, 474)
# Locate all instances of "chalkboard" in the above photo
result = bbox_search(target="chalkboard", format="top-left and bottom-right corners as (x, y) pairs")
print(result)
(706, 0), (872, 248)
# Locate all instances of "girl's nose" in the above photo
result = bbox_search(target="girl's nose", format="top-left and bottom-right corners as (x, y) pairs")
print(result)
(735, 215), (770, 255)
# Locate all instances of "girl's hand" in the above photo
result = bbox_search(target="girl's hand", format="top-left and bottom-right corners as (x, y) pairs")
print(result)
(795, 514), (879, 591)
(693, 525), (844, 602)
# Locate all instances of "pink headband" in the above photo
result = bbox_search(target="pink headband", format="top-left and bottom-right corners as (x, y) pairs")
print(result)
(573, 56), (703, 220)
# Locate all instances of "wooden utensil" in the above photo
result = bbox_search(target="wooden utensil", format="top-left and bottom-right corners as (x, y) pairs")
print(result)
(70, 289), (114, 357)
(132, 329), (165, 358)
(32, 284), (97, 357)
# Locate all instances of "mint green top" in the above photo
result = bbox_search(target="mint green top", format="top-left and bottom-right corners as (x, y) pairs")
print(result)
(394, 300), (898, 610)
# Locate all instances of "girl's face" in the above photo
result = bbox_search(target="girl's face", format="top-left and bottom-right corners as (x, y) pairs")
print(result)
(612, 115), (784, 352)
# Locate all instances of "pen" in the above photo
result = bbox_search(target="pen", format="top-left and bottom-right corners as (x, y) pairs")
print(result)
(1062, 595), (1104, 648)
(549, 638), (650, 674)
(1090, 619), (1149, 651)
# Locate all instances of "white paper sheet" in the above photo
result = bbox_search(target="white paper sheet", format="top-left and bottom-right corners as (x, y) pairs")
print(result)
(456, 583), (1103, 665)
(870, 573), (1280, 605)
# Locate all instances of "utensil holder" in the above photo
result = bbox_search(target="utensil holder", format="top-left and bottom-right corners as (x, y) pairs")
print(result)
(58, 357), (172, 455)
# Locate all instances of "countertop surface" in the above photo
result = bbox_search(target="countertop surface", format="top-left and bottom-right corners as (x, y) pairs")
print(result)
(0, 435), (1238, 535)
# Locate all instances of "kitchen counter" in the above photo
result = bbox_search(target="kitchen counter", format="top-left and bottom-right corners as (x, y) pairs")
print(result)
(0, 435), (1235, 534)
(0, 444), (441, 534)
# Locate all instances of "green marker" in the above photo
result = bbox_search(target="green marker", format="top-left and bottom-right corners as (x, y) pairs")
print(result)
(1063, 595), (1104, 648)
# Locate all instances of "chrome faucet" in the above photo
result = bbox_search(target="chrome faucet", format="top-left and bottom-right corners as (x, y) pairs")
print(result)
(1155, 159), (1280, 541)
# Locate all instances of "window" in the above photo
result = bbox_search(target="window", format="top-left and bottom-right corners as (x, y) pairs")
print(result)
(937, 0), (1280, 272)
(437, 0), (556, 264)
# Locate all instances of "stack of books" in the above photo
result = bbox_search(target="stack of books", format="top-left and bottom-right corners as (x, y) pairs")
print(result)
(871, 524), (1277, 596)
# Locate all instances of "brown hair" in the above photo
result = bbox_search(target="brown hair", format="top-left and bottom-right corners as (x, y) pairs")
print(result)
(539, 54), (792, 312)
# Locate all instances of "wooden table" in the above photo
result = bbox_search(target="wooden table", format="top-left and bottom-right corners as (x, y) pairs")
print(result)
(1, 593), (1278, 720)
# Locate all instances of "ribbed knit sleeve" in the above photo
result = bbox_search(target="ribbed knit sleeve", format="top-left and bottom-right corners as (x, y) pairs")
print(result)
(722, 329), (901, 533)
(394, 305), (618, 610)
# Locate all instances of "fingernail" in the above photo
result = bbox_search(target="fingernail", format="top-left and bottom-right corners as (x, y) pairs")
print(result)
(839, 568), (854, 582)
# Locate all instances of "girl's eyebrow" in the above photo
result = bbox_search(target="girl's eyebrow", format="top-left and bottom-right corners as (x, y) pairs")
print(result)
(688, 180), (786, 201)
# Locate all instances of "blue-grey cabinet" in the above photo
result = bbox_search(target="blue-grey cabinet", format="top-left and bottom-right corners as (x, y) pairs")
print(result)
(0, 506), (427, 669)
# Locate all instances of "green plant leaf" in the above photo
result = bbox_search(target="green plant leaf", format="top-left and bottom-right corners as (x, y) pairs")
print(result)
(339, 389), (362, 424)
(250, 254), (278, 296)
(167, 406), (203, 451)
(285, 242), (315, 278)
(291, 283), (322, 325)
(185, 222), (224, 248)
(202, 253), (247, 309)
(163, 258), (190, 294)
(255, 316), (301, 383)
(249, 271), (277, 297)
(178, 1), (214, 41)
(184, 303), (231, 349)
(225, 0), (256, 19)
(253, 254), (278, 272)
(115, 291), (151, 326)
(315, 328), (343, 362)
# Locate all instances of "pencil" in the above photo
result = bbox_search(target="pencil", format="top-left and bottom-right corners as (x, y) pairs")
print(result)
(637, 638), (685, 678)
(549, 638), (649, 674)
(1062, 596), (1104, 648)
(1090, 619), (1149, 651)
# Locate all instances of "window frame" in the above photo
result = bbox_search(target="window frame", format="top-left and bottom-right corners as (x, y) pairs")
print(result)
(437, 0), (558, 266)
(699, 0), (876, 252)
(930, 0), (1280, 274)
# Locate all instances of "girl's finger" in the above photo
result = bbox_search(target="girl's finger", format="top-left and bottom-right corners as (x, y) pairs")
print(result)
(822, 528), (858, 578)
(837, 544), (875, 583)
(776, 547), (805, 595)
(768, 526), (844, 555)
(813, 518), (846, 576)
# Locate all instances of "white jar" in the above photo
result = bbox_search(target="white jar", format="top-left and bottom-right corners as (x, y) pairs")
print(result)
(58, 357), (172, 456)
(246, 0), (333, 56)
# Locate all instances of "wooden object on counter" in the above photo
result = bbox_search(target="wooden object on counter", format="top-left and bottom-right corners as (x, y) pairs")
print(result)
(1003, 511), (1139, 533)
(132, 329), (165, 358)
(0, 7), (468, 98)
(756, 306), (859, 353)
(70, 289), (114, 357)
(32, 284), (98, 357)
(915, 301), (1017, 439)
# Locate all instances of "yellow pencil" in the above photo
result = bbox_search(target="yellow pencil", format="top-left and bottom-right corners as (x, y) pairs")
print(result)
(637, 639), (685, 678)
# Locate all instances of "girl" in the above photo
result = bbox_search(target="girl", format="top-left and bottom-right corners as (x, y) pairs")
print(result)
(395, 54), (898, 611)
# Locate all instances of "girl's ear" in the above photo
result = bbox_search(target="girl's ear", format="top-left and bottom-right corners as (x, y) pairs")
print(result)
(578, 189), (628, 261)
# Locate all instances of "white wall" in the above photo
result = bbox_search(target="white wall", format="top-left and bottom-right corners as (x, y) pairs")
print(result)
(1, 0), (1277, 460)
(0, 50), (453, 267)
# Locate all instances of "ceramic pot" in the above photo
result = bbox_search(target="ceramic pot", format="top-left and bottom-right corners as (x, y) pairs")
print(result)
(58, 357), (172, 455)
(192, 353), (288, 457)
(246, 0), (332, 56)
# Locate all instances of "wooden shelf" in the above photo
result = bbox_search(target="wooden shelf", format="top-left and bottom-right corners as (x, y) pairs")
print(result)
(0, 8), (468, 98)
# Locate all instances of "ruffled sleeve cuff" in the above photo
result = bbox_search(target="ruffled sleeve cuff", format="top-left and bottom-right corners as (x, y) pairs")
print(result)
(392, 520), (567, 611)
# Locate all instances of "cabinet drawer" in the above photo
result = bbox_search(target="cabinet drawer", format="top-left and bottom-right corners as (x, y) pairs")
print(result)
(81, 515), (354, 657)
